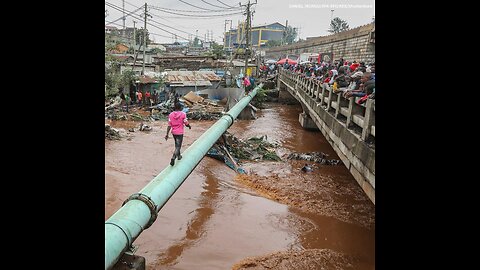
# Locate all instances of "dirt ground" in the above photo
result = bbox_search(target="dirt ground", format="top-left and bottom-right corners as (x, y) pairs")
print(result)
(232, 249), (361, 270)
(235, 160), (375, 230)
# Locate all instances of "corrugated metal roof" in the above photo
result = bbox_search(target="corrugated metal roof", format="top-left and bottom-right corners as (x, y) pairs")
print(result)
(165, 71), (220, 87)
(137, 76), (159, 84)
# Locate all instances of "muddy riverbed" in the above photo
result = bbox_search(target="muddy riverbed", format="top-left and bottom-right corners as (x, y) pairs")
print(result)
(105, 103), (375, 269)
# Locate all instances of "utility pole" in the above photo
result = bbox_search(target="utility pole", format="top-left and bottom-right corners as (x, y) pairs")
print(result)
(283, 19), (288, 45)
(224, 20), (232, 49)
(142, 3), (147, 76)
(229, 22), (233, 60)
(195, 30), (198, 47)
(224, 21), (227, 49)
(133, 21), (136, 56)
(244, 0), (251, 76)
(122, 0), (126, 31)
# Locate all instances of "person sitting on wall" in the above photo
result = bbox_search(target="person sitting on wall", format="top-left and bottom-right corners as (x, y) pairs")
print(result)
(333, 66), (350, 93)
(344, 72), (375, 99)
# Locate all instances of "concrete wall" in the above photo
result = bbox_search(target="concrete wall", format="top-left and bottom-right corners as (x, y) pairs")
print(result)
(265, 23), (375, 63)
(278, 71), (375, 204)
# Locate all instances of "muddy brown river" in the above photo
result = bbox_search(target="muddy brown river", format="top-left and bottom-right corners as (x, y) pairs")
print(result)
(105, 103), (375, 269)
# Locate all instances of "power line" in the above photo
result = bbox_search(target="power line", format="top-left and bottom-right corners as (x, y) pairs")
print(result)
(108, 2), (208, 42)
(149, 5), (241, 14)
(105, 5), (143, 25)
(150, 6), (244, 18)
(106, 2), (193, 42)
(217, 0), (236, 8)
(200, 0), (230, 9)
(107, 20), (176, 41)
(177, 0), (235, 11)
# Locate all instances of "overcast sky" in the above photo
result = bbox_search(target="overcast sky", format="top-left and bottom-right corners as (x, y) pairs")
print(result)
(105, 0), (375, 44)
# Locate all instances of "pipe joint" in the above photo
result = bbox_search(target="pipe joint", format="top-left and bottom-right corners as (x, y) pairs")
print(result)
(122, 193), (158, 229)
(222, 113), (235, 128)
(105, 221), (133, 247)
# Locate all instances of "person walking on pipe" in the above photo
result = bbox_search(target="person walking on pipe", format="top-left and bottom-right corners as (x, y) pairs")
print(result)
(165, 102), (191, 166)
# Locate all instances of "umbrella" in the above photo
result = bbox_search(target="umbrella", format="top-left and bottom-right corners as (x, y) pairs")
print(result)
(277, 58), (297, 65)
(265, 59), (276, 64)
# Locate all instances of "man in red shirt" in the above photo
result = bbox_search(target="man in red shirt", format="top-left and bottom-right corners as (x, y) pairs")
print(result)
(136, 90), (143, 106)
(145, 91), (151, 106)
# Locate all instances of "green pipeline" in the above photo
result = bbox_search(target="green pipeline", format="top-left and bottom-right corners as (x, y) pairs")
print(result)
(105, 84), (263, 269)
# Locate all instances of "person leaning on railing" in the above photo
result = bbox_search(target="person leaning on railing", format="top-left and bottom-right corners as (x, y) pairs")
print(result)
(344, 72), (375, 99)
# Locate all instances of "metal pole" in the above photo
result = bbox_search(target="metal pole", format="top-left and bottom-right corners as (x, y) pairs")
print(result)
(244, 1), (251, 76)
(133, 21), (136, 56)
(105, 84), (263, 270)
(142, 3), (147, 75)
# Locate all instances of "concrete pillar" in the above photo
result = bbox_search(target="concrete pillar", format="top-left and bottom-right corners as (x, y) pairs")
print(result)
(299, 112), (319, 130)
(319, 84), (326, 107)
(335, 91), (342, 118)
(361, 99), (375, 140)
(346, 97), (355, 128)
(346, 97), (362, 128)
(335, 92), (349, 119)
(326, 84), (333, 111)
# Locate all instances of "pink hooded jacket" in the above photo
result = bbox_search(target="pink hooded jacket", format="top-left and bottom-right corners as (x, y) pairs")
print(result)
(168, 111), (189, 135)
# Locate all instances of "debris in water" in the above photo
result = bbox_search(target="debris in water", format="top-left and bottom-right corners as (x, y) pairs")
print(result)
(288, 152), (341, 165)
(206, 131), (281, 173)
(301, 164), (313, 172)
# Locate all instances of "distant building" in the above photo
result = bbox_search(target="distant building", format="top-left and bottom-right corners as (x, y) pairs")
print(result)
(105, 25), (117, 34)
(224, 22), (285, 49)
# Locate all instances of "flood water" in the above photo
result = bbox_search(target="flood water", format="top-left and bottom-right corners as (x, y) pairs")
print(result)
(105, 103), (375, 269)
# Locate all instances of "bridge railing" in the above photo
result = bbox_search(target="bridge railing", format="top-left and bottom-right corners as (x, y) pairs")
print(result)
(278, 69), (375, 141)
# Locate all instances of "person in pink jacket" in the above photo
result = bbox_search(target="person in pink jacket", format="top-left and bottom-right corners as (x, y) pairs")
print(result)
(165, 102), (191, 166)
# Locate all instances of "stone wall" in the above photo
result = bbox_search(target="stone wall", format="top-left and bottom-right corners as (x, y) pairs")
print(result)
(265, 23), (375, 63)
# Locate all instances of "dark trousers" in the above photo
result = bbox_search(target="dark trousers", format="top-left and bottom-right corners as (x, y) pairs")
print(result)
(172, 134), (184, 160)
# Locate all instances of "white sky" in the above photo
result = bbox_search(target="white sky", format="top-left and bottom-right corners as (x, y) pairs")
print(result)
(105, 0), (375, 44)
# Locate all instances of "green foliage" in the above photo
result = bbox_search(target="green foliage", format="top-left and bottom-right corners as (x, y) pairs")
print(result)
(135, 29), (151, 46)
(283, 26), (298, 44)
(211, 42), (225, 59)
(328, 17), (350, 34)
(262, 150), (282, 161)
(150, 48), (163, 55)
(121, 70), (137, 87)
(265, 40), (282, 48)
(252, 86), (267, 108)
(193, 37), (200, 47)
(105, 52), (139, 99)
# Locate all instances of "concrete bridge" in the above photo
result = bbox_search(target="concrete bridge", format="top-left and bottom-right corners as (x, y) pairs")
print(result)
(277, 69), (375, 204)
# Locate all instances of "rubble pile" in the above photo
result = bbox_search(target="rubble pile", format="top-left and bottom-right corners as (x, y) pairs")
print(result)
(181, 91), (226, 120)
(206, 132), (281, 173)
(105, 124), (122, 140)
(105, 90), (230, 122)
(287, 152), (342, 165)
(105, 108), (153, 122)
(208, 131), (280, 163)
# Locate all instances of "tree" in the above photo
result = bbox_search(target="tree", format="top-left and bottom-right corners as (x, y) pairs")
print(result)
(283, 26), (298, 44)
(135, 29), (151, 47)
(265, 40), (282, 48)
(210, 42), (225, 59)
(193, 37), (201, 47)
(328, 17), (350, 34)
